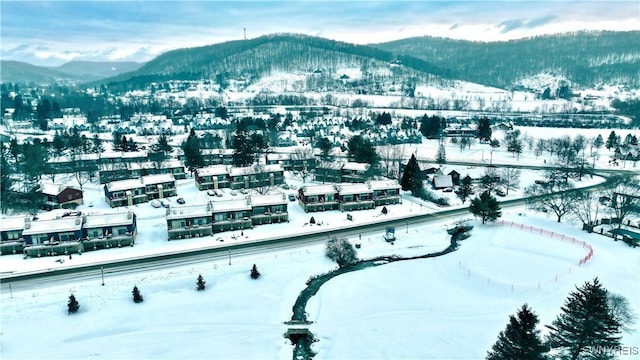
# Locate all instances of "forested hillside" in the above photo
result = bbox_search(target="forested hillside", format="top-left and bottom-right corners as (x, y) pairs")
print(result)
(103, 33), (449, 91)
(373, 31), (640, 89)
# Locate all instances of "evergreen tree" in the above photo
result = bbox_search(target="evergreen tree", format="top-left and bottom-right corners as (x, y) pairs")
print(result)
(546, 278), (621, 360)
(420, 114), (444, 139)
(455, 175), (473, 204)
(316, 137), (333, 161)
(469, 191), (502, 224)
(232, 130), (254, 167)
(400, 153), (422, 193)
(375, 112), (392, 125)
(436, 144), (446, 164)
(196, 274), (206, 291)
(593, 134), (604, 151)
(52, 131), (67, 153)
(91, 134), (104, 154)
(132, 285), (144, 303)
(477, 117), (492, 142)
(67, 294), (80, 314)
(112, 131), (124, 152)
(182, 128), (204, 173)
(486, 304), (548, 360)
(605, 131), (620, 150)
(250, 264), (261, 279)
(1, 145), (15, 213)
(347, 134), (378, 166)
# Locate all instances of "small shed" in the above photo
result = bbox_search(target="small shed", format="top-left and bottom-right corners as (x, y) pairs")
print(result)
(432, 174), (453, 190)
(448, 170), (461, 186)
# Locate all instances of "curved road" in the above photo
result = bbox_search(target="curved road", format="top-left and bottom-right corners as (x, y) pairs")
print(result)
(0, 167), (630, 291)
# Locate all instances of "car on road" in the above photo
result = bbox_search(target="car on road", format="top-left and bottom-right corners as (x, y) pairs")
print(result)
(288, 194), (296, 202)
(214, 189), (223, 197)
(176, 197), (186, 204)
(207, 190), (215, 196)
(230, 190), (238, 196)
(159, 199), (170, 208)
(150, 199), (161, 208)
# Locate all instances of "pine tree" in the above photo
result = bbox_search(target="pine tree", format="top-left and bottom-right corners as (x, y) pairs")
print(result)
(196, 274), (206, 291)
(605, 131), (620, 150)
(477, 117), (492, 142)
(455, 175), (473, 204)
(486, 304), (548, 360)
(436, 144), (446, 164)
(67, 294), (80, 314)
(232, 130), (254, 167)
(182, 128), (204, 173)
(593, 134), (604, 151)
(469, 191), (502, 224)
(400, 153), (422, 193)
(546, 278), (621, 359)
(250, 264), (261, 279)
(132, 285), (144, 303)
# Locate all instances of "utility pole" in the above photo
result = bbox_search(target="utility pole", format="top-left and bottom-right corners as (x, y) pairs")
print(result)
(101, 266), (105, 286)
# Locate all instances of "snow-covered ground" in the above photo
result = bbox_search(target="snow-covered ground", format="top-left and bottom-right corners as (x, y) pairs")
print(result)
(2, 207), (638, 359)
(1, 162), (637, 359)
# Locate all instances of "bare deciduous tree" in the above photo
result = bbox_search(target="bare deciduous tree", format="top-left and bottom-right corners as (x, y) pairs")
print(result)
(570, 190), (604, 228)
(525, 183), (581, 223)
(499, 168), (521, 195)
(604, 176), (640, 229)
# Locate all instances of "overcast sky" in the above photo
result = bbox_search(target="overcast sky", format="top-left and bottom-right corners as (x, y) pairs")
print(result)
(2, 0), (638, 66)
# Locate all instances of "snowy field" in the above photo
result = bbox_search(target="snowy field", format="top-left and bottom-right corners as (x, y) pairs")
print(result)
(1, 115), (638, 358)
(0, 164), (636, 359)
(2, 209), (639, 359)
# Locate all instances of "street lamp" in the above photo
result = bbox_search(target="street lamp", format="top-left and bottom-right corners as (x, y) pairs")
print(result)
(101, 266), (104, 286)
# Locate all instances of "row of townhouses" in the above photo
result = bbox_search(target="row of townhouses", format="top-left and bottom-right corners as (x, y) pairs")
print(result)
(0, 211), (137, 257)
(314, 161), (372, 183)
(99, 159), (186, 184)
(104, 174), (177, 207)
(48, 150), (150, 174)
(166, 194), (288, 240)
(297, 180), (401, 212)
(194, 164), (285, 190)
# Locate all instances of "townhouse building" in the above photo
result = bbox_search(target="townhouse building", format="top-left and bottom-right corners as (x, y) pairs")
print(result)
(104, 174), (176, 207)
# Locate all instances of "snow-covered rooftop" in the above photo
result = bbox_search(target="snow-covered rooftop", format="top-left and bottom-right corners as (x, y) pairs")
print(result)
(343, 162), (370, 171)
(196, 165), (229, 177)
(142, 173), (175, 185)
(21, 217), (83, 236)
(166, 204), (211, 220)
(83, 211), (135, 228)
(250, 194), (287, 207)
(106, 178), (144, 192)
(368, 180), (401, 191)
(336, 183), (372, 195)
(0, 216), (26, 231)
(211, 199), (251, 212)
(300, 184), (337, 196)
